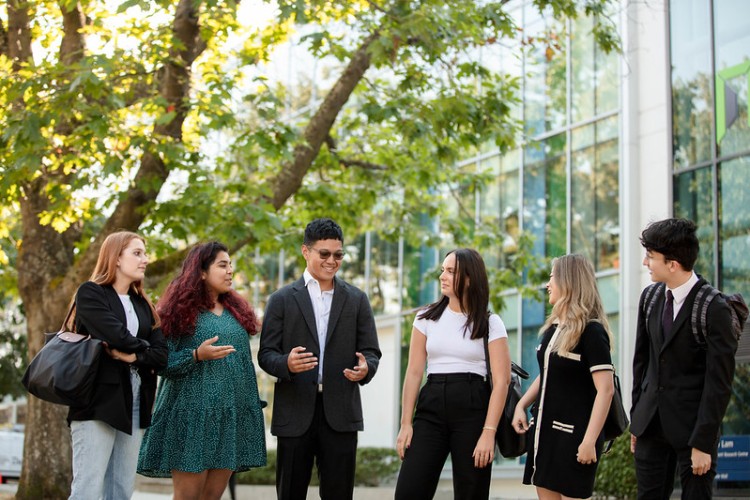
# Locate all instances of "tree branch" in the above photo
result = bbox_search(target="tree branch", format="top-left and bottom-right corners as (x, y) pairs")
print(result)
(7, 0), (34, 66)
(0, 16), (7, 58)
(58, 1), (86, 65)
(67, 0), (207, 288)
(324, 134), (388, 171)
(268, 31), (380, 210)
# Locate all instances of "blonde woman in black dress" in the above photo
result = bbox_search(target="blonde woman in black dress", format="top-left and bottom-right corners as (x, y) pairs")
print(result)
(512, 254), (614, 499)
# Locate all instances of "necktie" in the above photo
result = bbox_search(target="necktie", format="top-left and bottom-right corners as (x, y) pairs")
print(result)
(662, 290), (674, 338)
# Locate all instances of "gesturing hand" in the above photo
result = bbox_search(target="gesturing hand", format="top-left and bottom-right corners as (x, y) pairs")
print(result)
(343, 352), (368, 382)
(287, 346), (318, 373)
(196, 336), (235, 361)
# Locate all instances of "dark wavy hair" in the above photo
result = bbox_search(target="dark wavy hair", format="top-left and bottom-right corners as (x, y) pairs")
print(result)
(640, 218), (699, 271)
(418, 248), (490, 340)
(304, 218), (344, 245)
(157, 242), (259, 338)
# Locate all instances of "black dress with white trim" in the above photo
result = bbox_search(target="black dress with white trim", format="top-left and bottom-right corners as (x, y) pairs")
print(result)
(522, 321), (613, 498)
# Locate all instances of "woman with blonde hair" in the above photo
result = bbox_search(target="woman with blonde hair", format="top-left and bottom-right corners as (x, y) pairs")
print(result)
(512, 254), (614, 500)
(68, 231), (167, 499)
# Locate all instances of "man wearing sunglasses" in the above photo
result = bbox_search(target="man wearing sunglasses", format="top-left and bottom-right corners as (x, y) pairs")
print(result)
(259, 217), (382, 500)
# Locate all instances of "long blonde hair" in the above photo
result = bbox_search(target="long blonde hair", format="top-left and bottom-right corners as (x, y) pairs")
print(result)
(540, 254), (612, 355)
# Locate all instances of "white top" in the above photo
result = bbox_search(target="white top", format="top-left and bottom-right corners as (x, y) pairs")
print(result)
(304, 269), (334, 384)
(414, 307), (507, 376)
(118, 294), (139, 337)
(665, 271), (699, 319)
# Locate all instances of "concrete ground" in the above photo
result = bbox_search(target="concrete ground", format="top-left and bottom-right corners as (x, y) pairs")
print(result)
(0, 476), (538, 499)
(133, 477), (538, 499)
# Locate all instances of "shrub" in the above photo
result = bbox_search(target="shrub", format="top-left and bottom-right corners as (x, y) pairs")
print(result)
(593, 431), (638, 499)
(235, 447), (400, 487)
(235, 449), (277, 485)
(354, 447), (400, 486)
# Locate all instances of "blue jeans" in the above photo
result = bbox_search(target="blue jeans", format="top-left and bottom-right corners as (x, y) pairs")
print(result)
(70, 369), (143, 500)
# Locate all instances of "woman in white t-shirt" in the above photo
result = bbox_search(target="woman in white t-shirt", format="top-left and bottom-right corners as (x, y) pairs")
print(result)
(395, 248), (511, 500)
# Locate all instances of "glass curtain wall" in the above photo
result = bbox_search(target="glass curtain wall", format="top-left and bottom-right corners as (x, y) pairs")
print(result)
(251, 0), (622, 467)
(669, 0), (750, 459)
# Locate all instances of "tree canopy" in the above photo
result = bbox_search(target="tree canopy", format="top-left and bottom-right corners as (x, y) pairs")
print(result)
(0, 0), (617, 496)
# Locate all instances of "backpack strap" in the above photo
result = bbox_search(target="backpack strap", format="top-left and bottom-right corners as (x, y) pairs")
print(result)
(691, 283), (718, 348)
(643, 282), (664, 321)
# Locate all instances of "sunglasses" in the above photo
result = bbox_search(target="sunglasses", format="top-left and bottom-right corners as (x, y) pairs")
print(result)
(308, 246), (345, 261)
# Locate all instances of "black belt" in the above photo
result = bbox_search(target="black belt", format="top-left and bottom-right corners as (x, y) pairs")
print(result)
(427, 372), (487, 382)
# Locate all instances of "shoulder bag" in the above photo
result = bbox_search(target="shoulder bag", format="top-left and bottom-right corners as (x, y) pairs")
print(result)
(483, 335), (529, 458)
(601, 369), (629, 452)
(22, 302), (103, 407)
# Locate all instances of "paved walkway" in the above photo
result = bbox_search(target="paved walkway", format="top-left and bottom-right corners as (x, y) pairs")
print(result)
(132, 477), (538, 500)
(0, 478), (538, 499)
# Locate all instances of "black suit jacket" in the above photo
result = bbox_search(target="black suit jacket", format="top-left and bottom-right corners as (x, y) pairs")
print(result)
(67, 282), (167, 434)
(258, 276), (381, 437)
(630, 277), (737, 453)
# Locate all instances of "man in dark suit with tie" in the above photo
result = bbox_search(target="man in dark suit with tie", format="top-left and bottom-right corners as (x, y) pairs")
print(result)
(631, 218), (737, 499)
(258, 218), (382, 500)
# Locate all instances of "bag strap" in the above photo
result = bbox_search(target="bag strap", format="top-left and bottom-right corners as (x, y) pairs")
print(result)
(59, 302), (77, 333)
(602, 368), (622, 454)
(691, 283), (717, 348)
(642, 282), (664, 321)
(483, 335), (530, 383)
(483, 335), (493, 388)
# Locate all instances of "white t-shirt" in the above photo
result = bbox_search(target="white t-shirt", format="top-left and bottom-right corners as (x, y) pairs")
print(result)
(413, 307), (507, 376)
(118, 294), (140, 337)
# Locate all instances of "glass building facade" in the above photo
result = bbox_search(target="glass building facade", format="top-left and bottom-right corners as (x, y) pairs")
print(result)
(247, 0), (749, 488)
(670, 0), (750, 454)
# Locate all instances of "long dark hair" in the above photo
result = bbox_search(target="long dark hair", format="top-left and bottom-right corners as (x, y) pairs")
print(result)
(418, 248), (490, 340)
(157, 242), (259, 338)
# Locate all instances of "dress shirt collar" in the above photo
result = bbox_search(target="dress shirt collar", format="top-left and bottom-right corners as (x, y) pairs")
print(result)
(303, 269), (334, 294)
(667, 272), (699, 310)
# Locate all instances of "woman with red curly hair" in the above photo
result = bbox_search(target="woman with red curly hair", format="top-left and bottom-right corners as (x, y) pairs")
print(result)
(137, 242), (266, 499)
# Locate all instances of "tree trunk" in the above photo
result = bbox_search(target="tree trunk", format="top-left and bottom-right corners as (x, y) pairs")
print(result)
(16, 187), (79, 498)
(14, 0), (203, 497)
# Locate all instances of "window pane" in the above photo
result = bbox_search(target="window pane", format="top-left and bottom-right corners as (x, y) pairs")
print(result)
(670, 0), (713, 169)
(523, 134), (567, 260)
(598, 274), (620, 361)
(521, 296), (545, 391)
(481, 150), (522, 268)
(714, 0), (750, 157)
(571, 117), (620, 270)
(719, 156), (750, 298)
(402, 235), (438, 309)
(595, 19), (620, 116)
(673, 167), (715, 279)
(368, 234), (400, 315)
(523, 4), (567, 135)
(498, 294), (520, 365)
(571, 15), (595, 123)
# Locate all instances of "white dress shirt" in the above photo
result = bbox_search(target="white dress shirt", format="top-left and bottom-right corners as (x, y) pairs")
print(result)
(304, 269), (334, 384)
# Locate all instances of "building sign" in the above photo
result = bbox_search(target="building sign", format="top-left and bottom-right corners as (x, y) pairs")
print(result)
(717, 435), (750, 482)
(715, 61), (750, 144)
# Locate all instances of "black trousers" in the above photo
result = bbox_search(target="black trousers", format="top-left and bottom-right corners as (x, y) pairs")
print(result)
(395, 373), (492, 500)
(275, 392), (358, 500)
(634, 414), (717, 500)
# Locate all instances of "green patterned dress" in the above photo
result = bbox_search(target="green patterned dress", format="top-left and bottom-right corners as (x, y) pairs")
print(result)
(137, 310), (266, 477)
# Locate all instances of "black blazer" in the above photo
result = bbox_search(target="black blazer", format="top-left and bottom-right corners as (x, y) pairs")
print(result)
(258, 276), (381, 437)
(67, 282), (167, 434)
(630, 277), (737, 453)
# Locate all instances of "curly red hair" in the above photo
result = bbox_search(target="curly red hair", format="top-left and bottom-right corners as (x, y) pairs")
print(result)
(158, 242), (259, 338)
